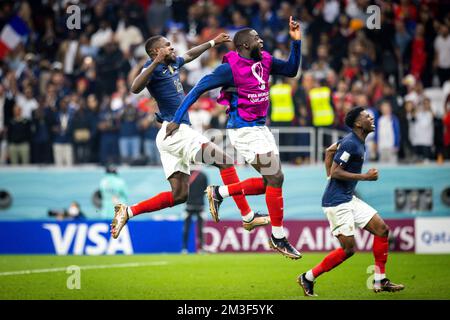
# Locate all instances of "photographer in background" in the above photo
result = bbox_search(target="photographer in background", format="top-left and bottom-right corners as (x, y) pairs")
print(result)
(48, 201), (85, 220)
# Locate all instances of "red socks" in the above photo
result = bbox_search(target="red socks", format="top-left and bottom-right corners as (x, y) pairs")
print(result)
(227, 177), (266, 196)
(373, 235), (389, 275)
(265, 186), (283, 227)
(312, 247), (348, 278)
(220, 167), (252, 216)
(130, 191), (174, 216)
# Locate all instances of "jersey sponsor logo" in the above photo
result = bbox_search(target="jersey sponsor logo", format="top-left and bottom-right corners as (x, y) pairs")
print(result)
(251, 62), (265, 90)
(340, 151), (350, 163)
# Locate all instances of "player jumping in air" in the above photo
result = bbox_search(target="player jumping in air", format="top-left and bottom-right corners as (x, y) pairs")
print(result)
(110, 33), (270, 239)
(297, 107), (405, 296)
(165, 17), (302, 259)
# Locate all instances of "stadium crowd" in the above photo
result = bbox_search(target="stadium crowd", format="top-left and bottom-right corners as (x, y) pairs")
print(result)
(0, 0), (450, 166)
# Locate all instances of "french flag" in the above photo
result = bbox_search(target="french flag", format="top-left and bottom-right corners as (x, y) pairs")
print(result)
(0, 16), (29, 60)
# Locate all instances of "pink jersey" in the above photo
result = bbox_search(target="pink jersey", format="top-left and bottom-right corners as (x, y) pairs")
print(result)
(217, 51), (272, 121)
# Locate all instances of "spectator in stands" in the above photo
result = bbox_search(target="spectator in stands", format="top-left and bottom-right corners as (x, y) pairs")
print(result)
(409, 23), (427, 82)
(57, 31), (81, 77)
(1, 0), (449, 166)
(434, 22), (450, 86)
(90, 20), (113, 49)
(115, 12), (144, 58)
(0, 83), (14, 165)
(72, 99), (96, 164)
(147, 0), (172, 36)
(443, 95), (450, 159)
(395, 20), (411, 67)
(408, 98), (434, 161)
(16, 85), (38, 120)
(30, 101), (53, 164)
(311, 45), (331, 82)
(97, 97), (120, 165)
(119, 97), (141, 164)
(52, 96), (74, 166)
(6, 105), (31, 165)
(375, 101), (401, 163)
(138, 102), (160, 166)
(96, 42), (129, 96)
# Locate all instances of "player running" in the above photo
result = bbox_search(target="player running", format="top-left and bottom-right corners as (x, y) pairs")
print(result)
(297, 107), (405, 296)
(165, 17), (302, 259)
(110, 33), (269, 239)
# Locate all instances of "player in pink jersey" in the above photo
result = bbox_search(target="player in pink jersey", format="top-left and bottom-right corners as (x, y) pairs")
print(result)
(166, 17), (302, 259)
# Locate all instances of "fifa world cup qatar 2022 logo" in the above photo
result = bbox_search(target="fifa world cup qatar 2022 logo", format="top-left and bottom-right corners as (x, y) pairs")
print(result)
(251, 62), (265, 90)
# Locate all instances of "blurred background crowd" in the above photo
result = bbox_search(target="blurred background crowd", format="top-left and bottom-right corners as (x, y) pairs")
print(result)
(1, 0), (450, 167)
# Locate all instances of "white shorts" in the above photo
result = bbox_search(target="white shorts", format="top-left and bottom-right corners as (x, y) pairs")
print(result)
(323, 196), (377, 237)
(227, 126), (279, 164)
(156, 122), (209, 179)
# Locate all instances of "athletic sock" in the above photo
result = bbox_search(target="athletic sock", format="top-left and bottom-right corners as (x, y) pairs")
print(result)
(373, 235), (389, 280)
(305, 270), (315, 282)
(129, 191), (174, 217)
(219, 167), (252, 216)
(224, 178), (266, 197)
(312, 247), (349, 278)
(242, 211), (255, 222)
(218, 185), (229, 198)
(265, 186), (285, 238)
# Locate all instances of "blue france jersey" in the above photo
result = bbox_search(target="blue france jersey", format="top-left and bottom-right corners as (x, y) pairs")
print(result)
(143, 57), (190, 124)
(322, 132), (366, 207)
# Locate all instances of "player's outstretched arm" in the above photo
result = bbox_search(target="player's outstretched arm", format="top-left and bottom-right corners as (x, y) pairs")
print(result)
(271, 16), (302, 77)
(182, 33), (231, 64)
(164, 63), (233, 139)
(131, 47), (171, 94)
(330, 163), (378, 181)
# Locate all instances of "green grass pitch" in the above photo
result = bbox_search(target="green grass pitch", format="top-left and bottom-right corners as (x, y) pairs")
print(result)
(0, 253), (449, 300)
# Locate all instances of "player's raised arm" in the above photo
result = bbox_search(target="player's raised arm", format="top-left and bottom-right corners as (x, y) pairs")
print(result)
(182, 33), (231, 64)
(271, 16), (302, 77)
(164, 63), (233, 139)
(131, 47), (171, 94)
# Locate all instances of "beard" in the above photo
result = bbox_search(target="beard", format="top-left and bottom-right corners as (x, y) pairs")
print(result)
(165, 55), (177, 64)
(250, 47), (262, 61)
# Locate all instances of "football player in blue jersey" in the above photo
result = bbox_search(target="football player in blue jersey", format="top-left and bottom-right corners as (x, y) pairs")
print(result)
(297, 107), (405, 296)
(110, 33), (269, 240)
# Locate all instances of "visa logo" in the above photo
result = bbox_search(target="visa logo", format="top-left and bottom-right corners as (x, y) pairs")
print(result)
(42, 223), (133, 255)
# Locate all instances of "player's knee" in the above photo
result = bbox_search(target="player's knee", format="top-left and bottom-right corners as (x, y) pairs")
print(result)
(173, 190), (188, 205)
(378, 224), (389, 237)
(266, 171), (284, 187)
(344, 246), (355, 257)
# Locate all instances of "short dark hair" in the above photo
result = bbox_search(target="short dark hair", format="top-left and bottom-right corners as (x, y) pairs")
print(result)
(344, 106), (365, 128)
(145, 35), (164, 56)
(233, 28), (253, 48)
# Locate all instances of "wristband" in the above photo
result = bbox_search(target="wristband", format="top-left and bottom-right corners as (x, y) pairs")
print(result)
(209, 40), (215, 48)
